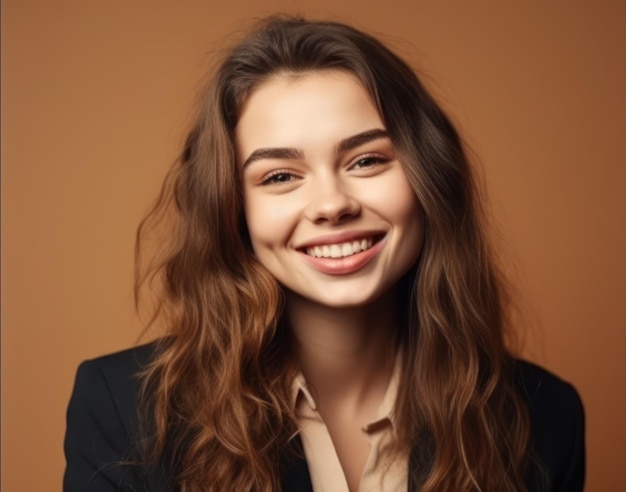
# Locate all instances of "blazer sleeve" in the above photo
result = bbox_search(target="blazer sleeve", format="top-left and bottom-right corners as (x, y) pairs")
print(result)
(540, 379), (586, 492)
(558, 390), (585, 492)
(64, 359), (141, 491)
(518, 361), (586, 492)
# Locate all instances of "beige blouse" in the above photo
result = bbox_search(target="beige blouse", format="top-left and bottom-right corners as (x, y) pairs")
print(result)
(291, 357), (408, 492)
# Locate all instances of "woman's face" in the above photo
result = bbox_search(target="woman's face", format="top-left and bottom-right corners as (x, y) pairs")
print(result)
(236, 70), (424, 308)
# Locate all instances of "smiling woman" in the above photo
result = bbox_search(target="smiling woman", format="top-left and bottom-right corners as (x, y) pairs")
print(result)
(63, 16), (585, 492)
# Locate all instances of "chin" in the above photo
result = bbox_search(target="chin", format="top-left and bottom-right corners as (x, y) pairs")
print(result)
(290, 285), (389, 309)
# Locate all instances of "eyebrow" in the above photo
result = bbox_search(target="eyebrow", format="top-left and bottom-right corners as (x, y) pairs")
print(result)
(241, 128), (390, 169)
(336, 128), (389, 154)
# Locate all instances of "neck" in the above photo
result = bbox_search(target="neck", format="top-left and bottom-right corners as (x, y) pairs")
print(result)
(287, 290), (400, 414)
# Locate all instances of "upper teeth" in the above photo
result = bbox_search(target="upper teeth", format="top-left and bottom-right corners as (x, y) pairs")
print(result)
(306, 238), (374, 258)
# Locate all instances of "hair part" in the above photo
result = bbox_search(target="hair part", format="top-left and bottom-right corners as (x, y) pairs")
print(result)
(136, 15), (532, 491)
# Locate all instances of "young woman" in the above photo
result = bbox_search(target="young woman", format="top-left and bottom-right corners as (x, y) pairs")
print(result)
(64, 16), (585, 492)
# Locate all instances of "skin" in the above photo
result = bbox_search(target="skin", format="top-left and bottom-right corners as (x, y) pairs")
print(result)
(236, 70), (424, 490)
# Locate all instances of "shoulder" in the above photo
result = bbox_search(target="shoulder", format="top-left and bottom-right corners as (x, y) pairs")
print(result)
(64, 340), (168, 491)
(81, 339), (161, 374)
(514, 359), (585, 440)
(513, 360), (585, 491)
(76, 341), (161, 394)
(514, 359), (584, 424)
(72, 341), (161, 430)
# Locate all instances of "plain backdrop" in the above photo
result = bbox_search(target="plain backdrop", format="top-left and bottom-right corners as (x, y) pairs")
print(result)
(2, 1), (624, 490)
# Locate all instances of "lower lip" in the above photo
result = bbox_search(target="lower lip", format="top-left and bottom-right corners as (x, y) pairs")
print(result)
(299, 238), (386, 275)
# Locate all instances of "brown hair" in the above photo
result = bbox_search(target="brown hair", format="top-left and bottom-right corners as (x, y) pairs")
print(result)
(136, 15), (532, 491)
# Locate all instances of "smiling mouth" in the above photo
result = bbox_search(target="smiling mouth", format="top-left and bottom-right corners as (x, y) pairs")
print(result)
(303, 236), (382, 259)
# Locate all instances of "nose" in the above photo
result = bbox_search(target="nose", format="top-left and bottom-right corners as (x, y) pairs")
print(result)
(304, 176), (361, 225)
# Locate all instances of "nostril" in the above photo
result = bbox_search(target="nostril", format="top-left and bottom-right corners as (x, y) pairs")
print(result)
(308, 196), (361, 224)
(313, 209), (359, 225)
(338, 209), (360, 222)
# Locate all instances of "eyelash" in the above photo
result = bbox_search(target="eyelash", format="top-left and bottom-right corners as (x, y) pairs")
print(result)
(349, 154), (390, 170)
(260, 169), (301, 186)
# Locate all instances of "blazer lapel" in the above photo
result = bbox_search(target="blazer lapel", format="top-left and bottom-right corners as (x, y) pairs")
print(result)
(280, 435), (313, 492)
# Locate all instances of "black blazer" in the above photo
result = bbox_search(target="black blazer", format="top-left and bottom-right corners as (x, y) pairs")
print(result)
(64, 342), (585, 491)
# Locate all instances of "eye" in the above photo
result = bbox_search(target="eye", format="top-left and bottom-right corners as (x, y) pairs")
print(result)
(260, 170), (301, 186)
(350, 154), (390, 171)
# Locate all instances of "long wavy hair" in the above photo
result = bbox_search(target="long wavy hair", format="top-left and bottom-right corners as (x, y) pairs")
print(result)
(136, 16), (533, 491)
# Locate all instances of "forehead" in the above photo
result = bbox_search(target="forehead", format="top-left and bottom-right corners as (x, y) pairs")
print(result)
(235, 71), (384, 161)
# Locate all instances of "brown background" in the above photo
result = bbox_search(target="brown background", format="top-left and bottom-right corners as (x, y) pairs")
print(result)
(2, 1), (624, 490)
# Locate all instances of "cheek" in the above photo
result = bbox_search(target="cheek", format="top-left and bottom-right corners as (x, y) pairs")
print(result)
(399, 194), (424, 237)
(244, 195), (296, 250)
(398, 191), (425, 252)
(366, 171), (422, 228)
(377, 173), (425, 261)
